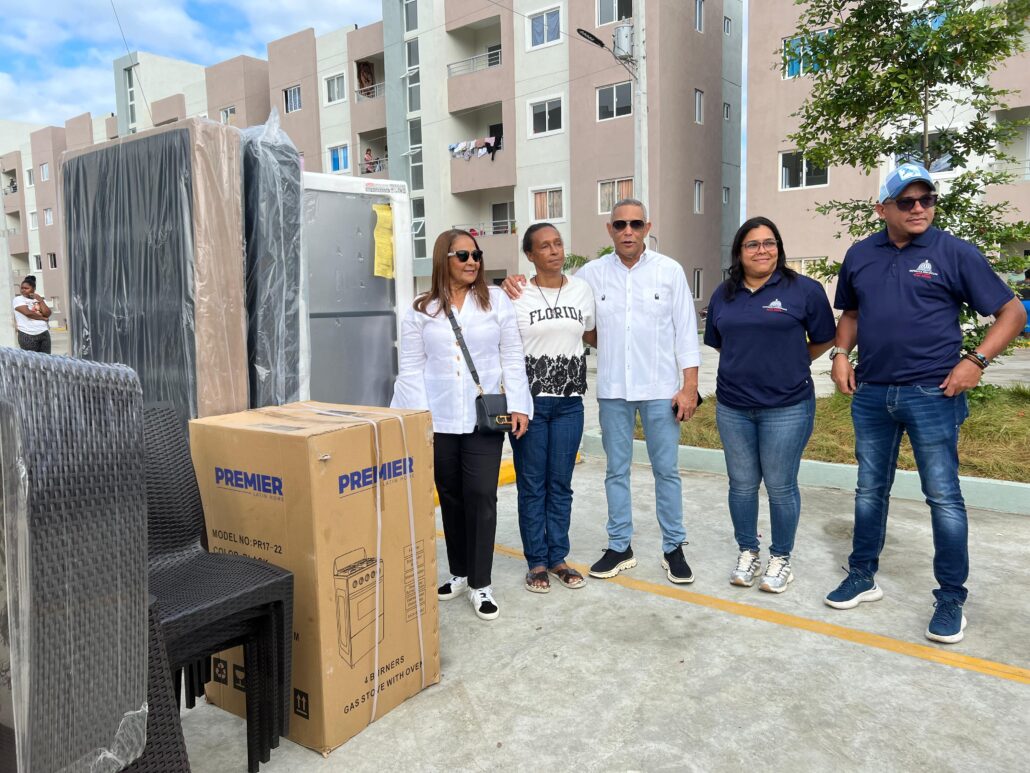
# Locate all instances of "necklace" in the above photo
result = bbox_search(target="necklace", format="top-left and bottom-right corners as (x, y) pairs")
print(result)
(534, 274), (565, 312)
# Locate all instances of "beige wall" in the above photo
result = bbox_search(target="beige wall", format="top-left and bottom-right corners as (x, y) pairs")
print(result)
(268, 29), (323, 171)
(152, 94), (187, 126)
(64, 113), (95, 151)
(206, 55), (271, 129)
(29, 127), (68, 327)
(0, 149), (28, 255)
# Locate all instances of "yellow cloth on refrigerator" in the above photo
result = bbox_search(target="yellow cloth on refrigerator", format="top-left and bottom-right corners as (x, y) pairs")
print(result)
(372, 203), (395, 279)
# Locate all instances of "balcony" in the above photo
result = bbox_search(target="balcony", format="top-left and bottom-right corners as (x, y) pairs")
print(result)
(445, 0), (502, 31)
(986, 159), (1030, 222)
(450, 146), (515, 194)
(447, 50), (512, 114)
(359, 154), (390, 179)
(3, 183), (18, 196)
(351, 81), (386, 134)
(1, 226), (28, 256)
(454, 219), (518, 275)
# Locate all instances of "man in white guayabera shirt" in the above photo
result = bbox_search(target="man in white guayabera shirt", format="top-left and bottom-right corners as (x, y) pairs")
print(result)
(504, 198), (701, 584)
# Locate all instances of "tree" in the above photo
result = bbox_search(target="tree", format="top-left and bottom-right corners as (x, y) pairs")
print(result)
(786, 0), (1030, 369)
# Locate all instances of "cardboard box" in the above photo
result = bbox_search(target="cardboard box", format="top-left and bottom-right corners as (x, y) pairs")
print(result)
(189, 402), (440, 755)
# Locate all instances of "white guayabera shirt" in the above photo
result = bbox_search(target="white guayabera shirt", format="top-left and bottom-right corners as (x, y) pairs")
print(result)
(576, 249), (701, 401)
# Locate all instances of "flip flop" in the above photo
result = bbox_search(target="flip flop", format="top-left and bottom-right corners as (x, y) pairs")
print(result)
(548, 565), (586, 589)
(525, 569), (550, 593)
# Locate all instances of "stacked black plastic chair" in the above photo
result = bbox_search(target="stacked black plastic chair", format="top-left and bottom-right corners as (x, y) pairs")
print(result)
(0, 349), (148, 771)
(143, 403), (293, 773)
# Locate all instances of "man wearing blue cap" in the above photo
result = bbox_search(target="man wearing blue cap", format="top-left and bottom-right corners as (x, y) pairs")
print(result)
(824, 163), (1026, 643)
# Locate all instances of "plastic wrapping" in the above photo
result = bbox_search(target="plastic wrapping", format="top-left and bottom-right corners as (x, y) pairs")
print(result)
(241, 110), (305, 407)
(0, 349), (148, 772)
(62, 118), (249, 423)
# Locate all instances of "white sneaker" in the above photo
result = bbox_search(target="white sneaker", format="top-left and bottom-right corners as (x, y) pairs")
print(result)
(759, 555), (794, 593)
(438, 576), (468, 600)
(729, 550), (762, 587)
(469, 586), (499, 620)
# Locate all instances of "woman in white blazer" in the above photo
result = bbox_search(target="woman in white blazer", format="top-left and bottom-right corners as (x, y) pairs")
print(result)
(392, 229), (532, 621)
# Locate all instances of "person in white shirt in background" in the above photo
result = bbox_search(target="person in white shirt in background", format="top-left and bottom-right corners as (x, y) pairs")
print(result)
(392, 229), (532, 621)
(12, 275), (52, 353)
(510, 222), (595, 594)
(504, 199), (701, 585)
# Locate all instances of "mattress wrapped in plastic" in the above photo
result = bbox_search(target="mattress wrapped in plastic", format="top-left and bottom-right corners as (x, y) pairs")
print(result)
(63, 117), (249, 422)
(0, 349), (148, 773)
(241, 111), (305, 407)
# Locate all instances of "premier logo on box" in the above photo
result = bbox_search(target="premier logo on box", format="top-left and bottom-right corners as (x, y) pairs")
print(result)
(215, 466), (284, 497)
(339, 457), (414, 498)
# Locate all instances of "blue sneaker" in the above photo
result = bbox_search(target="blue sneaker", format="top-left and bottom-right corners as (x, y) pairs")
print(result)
(926, 600), (967, 644)
(824, 570), (884, 609)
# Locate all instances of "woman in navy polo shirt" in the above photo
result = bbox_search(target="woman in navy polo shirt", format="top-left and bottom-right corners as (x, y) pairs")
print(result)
(704, 217), (836, 592)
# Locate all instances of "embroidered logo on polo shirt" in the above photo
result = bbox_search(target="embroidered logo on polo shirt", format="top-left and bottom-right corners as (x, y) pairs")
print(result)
(762, 299), (787, 312)
(909, 260), (938, 279)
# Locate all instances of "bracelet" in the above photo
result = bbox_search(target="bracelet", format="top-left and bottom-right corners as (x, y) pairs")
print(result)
(961, 352), (988, 370)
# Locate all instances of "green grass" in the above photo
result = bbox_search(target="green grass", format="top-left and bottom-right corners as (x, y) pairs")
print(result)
(634, 385), (1030, 482)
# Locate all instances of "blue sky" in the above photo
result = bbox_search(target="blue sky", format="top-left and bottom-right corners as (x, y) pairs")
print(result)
(0, 0), (382, 126)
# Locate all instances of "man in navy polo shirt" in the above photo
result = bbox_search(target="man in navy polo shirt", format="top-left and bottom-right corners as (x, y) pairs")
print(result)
(824, 163), (1026, 644)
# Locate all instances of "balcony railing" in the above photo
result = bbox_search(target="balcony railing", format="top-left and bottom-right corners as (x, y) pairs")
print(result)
(355, 82), (385, 101)
(453, 219), (516, 236)
(360, 155), (389, 175)
(991, 159), (1030, 178)
(447, 50), (502, 78)
(1, 228), (20, 238)
(2, 183), (17, 195)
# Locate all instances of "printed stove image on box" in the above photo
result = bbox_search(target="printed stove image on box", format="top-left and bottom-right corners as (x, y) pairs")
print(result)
(334, 548), (385, 666)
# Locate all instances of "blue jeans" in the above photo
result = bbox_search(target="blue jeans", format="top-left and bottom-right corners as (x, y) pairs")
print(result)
(598, 398), (686, 553)
(510, 397), (585, 568)
(849, 383), (970, 603)
(715, 396), (815, 558)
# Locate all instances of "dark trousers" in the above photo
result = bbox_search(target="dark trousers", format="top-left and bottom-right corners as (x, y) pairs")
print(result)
(18, 330), (51, 354)
(434, 430), (504, 589)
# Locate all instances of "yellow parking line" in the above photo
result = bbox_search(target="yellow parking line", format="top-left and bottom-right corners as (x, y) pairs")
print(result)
(434, 529), (1030, 686)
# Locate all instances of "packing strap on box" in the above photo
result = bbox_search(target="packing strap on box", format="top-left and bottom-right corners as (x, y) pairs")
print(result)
(300, 405), (426, 721)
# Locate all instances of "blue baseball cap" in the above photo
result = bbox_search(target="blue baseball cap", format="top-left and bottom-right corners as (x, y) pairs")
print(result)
(879, 163), (936, 203)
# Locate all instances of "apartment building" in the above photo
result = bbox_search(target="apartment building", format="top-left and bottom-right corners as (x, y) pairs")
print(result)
(747, 0), (1030, 275)
(113, 52), (208, 136)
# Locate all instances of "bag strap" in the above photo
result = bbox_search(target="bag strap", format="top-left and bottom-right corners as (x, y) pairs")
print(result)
(445, 305), (484, 395)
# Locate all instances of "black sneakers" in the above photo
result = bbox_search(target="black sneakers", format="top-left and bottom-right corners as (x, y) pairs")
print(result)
(662, 545), (694, 584)
(589, 546), (637, 578)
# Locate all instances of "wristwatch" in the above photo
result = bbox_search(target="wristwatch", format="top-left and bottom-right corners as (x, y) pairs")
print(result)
(828, 346), (850, 360)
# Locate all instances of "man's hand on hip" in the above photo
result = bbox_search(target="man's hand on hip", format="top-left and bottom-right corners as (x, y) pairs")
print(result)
(940, 358), (983, 396)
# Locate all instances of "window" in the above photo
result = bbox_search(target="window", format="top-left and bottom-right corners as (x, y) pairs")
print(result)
(779, 151), (829, 189)
(325, 74), (346, 104)
(328, 144), (349, 173)
(283, 85), (302, 113)
(409, 120), (423, 191)
(531, 187), (564, 220)
(722, 186), (730, 204)
(412, 197), (426, 259)
(406, 40), (421, 113)
(723, 102), (731, 121)
(219, 106), (236, 125)
(599, 178), (634, 214)
(404, 0), (418, 33)
(29, 211), (37, 230)
(47, 252), (57, 269)
(529, 7), (561, 48)
(44, 208), (53, 226)
(695, 0), (704, 32)
(487, 44), (502, 67)
(896, 132), (955, 173)
(692, 269), (703, 301)
(39, 163), (49, 182)
(25, 169), (33, 187)
(492, 201), (515, 233)
(33, 254), (42, 271)
(785, 257), (824, 277)
(694, 89), (704, 124)
(530, 97), (563, 136)
(693, 180), (703, 213)
(724, 16), (731, 35)
(782, 30), (830, 79)
(599, 0), (632, 26)
(597, 82), (631, 121)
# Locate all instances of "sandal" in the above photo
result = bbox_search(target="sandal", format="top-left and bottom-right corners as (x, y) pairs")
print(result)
(525, 569), (550, 594)
(548, 565), (586, 589)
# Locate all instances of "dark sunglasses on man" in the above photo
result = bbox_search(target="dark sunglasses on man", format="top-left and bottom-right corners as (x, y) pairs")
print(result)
(611, 219), (647, 231)
(448, 249), (484, 263)
(888, 193), (938, 212)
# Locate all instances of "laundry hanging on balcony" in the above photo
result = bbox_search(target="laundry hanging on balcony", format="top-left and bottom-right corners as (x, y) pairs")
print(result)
(448, 137), (500, 162)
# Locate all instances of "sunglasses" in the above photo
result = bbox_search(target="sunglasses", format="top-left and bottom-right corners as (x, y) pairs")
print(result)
(611, 219), (647, 232)
(448, 250), (483, 263)
(889, 193), (938, 212)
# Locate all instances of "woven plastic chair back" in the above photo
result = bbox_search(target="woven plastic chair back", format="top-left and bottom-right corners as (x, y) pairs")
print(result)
(0, 349), (148, 772)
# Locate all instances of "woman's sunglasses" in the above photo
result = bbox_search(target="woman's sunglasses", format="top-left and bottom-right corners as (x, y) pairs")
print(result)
(448, 250), (483, 263)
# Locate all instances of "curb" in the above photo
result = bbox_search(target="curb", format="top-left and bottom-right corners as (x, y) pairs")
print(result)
(580, 429), (1030, 516)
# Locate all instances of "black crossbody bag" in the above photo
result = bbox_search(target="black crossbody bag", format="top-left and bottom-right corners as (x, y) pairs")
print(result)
(445, 307), (513, 434)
